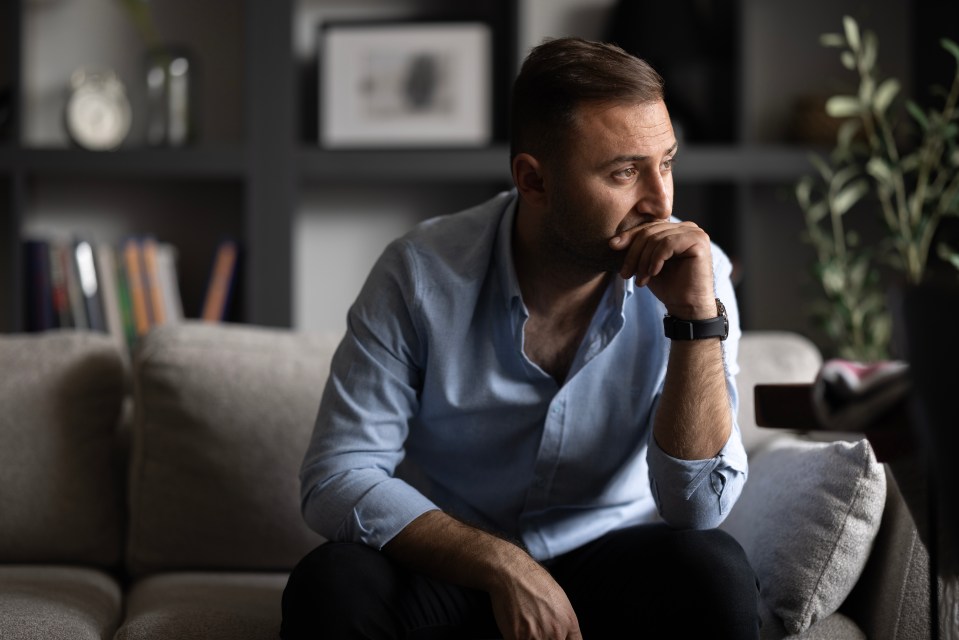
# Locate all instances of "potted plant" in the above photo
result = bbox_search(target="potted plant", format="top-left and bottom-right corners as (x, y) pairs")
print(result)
(796, 16), (959, 361)
(796, 14), (959, 596)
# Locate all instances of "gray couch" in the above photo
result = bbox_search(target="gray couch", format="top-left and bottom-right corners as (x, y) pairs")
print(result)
(0, 323), (931, 639)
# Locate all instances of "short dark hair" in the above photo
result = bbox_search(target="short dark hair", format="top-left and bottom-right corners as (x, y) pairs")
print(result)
(509, 37), (664, 162)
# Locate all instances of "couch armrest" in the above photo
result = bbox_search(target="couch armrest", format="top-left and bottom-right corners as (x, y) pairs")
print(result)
(840, 466), (931, 639)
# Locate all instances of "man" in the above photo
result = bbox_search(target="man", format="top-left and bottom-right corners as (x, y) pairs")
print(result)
(282, 37), (759, 639)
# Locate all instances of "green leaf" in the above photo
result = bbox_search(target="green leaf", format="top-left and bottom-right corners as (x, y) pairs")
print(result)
(837, 119), (861, 149)
(843, 16), (861, 52)
(831, 164), (860, 191)
(862, 31), (878, 70)
(841, 51), (856, 70)
(937, 242), (959, 271)
(942, 38), (959, 65)
(858, 75), (875, 103)
(907, 100), (930, 130)
(832, 178), (869, 215)
(808, 202), (829, 223)
(866, 157), (893, 186)
(820, 33), (846, 48)
(796, 178), (813, 209)
(826, 96), (862, 118)
(873, 78), (900, 113)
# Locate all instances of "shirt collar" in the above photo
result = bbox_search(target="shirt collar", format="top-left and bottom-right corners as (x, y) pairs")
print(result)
(494, 192), (524, 313)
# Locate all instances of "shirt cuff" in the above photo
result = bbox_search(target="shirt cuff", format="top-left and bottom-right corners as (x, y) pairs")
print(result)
(337, 477), (440, 549)
(646, 430), (748, 529)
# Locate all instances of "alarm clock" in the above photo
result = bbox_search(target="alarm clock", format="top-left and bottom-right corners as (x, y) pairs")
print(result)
(64, 68), (132, 151)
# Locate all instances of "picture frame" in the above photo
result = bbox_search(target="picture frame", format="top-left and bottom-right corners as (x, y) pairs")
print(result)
(319, 21), (493, 149)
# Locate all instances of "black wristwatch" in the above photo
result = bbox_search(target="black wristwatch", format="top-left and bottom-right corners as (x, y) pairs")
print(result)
(663, 298), (728, 341)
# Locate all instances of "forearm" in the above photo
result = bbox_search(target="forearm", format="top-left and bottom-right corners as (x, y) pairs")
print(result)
(384, 510), (582, 638)
(383, 510), (531, 592)
(653, 338), (731, 460)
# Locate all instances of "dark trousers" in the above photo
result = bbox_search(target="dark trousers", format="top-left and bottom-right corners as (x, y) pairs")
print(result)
(281, 523), (760, 639)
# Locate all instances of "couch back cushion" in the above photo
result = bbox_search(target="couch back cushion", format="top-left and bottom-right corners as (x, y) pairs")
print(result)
(0, 331), (126, 566)
(736, 331), (822, 455)
(126, 322), (337, 576)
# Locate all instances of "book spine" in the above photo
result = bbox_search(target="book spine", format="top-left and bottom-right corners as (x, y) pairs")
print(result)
(156, 242), (184, 322)
(201, 240), (238, 322)
(61, 241), (88, 329)
(75, 239), (106, 332)
(141, 236), (167, 326)
(122, 238), (151, 337)
(23, 240), (54, 332)
(94, 243), (128, 356)
(48, 241), (72, 328)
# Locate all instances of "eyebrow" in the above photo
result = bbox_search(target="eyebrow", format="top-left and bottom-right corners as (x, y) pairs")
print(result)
(601, 142), (679, 169)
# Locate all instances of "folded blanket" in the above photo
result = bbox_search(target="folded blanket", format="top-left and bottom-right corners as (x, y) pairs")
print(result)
(812, 359), (911, 431)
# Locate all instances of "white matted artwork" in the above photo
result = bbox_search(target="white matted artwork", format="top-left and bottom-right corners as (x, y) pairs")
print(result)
(319, 22), (492, 148)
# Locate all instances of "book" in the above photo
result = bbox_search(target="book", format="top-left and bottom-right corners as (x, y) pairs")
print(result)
(74, 239), (107, 332)
(155, 242), (184, 322)
(59, 241), (88, 330)
(122, 238), (151, 337)
(47, 241), (73, 328)
(140, 236), (167, 326)
(201, 239), (239, 322)
(94, 242), (129, 356)
(22, 240), (54, 332)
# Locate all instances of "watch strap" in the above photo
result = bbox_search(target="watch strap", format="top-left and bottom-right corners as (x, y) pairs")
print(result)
(663, 298), (728, 341)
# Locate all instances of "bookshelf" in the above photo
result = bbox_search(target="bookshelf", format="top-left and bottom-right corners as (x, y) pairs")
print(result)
(1, 0), (951, 344)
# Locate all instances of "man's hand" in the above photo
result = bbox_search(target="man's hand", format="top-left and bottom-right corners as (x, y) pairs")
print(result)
(384, 510), (582, 640)
(610, 219), (716, 319)
(488, 552), (582, 640)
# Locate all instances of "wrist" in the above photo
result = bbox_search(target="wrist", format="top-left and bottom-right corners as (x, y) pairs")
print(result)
(663, 298), (728, 341)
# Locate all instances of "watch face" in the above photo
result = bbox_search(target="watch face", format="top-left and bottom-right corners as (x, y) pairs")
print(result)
(65, 70), (132, 151)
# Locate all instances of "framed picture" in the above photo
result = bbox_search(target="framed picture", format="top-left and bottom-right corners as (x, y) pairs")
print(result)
(319, 21), (493, 148)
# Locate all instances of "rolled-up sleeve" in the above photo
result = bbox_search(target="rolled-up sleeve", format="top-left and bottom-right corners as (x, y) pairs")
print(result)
(646, 420), (748, 529)
(299, 240), (438, 550)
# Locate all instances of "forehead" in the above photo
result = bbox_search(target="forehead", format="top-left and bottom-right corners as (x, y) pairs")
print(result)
(570, 100), (674, 156)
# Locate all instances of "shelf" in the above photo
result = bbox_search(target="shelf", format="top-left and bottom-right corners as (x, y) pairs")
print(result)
(0, 146), (247, 179)
(298, 145), (514, 184)
(298, 145), (821, 185)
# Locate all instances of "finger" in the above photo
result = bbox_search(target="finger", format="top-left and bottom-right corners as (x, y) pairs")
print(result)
(625, 224), (687, 283)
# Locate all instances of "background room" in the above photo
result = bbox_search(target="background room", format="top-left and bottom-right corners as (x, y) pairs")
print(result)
(1, 0), (952, 355)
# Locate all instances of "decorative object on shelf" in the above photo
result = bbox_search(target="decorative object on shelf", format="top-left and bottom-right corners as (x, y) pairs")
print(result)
(795, 16), (959, 361)
(63, 68), (132, 151)
(145, 47), (196, 147)
(319, 21), (492, 149)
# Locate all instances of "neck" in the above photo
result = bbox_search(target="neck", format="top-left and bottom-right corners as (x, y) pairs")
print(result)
(512, 200), (610, 318)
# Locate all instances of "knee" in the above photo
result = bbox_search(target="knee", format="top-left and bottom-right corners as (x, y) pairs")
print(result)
(668, 529), (759, 624)
(281, 542), (397, 639)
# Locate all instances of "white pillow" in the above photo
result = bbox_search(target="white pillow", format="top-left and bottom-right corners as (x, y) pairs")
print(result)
(720, 438), (886, 634)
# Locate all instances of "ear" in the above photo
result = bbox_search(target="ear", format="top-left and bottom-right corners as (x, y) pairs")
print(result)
(511, 152), (548, 208)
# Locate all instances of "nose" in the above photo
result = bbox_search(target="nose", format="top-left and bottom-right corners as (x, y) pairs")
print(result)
(636, 166), (672, 221)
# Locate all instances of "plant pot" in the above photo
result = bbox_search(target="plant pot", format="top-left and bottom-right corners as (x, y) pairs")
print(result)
(889, 280), (959, 577)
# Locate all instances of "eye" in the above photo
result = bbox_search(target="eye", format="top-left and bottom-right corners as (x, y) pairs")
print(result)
(662, 156), (675, 171)
(614, 166), (638, 180)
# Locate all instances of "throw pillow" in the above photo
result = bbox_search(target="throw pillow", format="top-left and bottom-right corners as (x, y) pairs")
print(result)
(720, 437), (886, 634)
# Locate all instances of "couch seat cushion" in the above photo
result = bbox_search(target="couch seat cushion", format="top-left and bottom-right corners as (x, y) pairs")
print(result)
(721, 437), (886, 635)
(0, 566), (122, 640)
(0, 331), (126, 566)
(114, 572), (288, 640)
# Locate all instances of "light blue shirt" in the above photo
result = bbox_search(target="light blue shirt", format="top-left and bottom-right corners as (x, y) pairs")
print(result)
(300, 190), (747, 561)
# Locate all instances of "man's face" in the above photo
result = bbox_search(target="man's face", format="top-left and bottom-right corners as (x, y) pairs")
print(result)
(540, 99), (676, 274)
